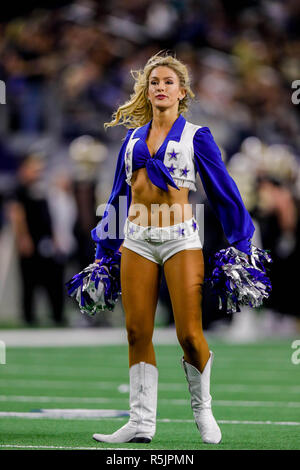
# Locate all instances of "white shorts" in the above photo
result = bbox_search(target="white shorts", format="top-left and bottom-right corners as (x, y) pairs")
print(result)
(122, 216), (203, 266)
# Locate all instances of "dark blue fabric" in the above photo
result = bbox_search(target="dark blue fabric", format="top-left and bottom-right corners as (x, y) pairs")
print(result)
(131, 114), (186, 190)
(91, 115), (185, 258)
(193, 127), (255, 255)
(91, 116), (255, 258)
(91, 129), (134, 259)
(131, 138), (180, 190)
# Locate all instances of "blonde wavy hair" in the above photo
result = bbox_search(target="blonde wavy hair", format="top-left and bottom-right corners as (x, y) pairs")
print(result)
(104, 51), (195, 130)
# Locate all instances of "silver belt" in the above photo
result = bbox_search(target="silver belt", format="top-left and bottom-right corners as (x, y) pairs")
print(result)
(124, 217), (199, 242)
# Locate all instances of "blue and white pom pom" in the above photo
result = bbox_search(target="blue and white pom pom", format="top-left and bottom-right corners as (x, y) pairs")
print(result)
(209, 245), (272, 314)
(66, 251), (121, 315)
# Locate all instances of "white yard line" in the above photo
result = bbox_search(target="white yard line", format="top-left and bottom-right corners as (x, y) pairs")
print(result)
(0, 328), (177, 346)
(0, 327), (295, 347)
(0, 395), (300, 407)
(1, 378), (300, 394)
(0, 411), (129, 419)
(0, 444), (148, 450)
(0, 413), (299, 426)
(1, 364), (295, 380)
(162, 419), (300, 426)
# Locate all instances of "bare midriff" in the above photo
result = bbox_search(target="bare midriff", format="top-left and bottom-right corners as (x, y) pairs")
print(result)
(128, 167), (193, 227)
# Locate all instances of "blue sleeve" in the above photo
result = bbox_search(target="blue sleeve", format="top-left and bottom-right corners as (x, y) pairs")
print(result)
(91, 129), (134, 259)
(193, 127), (255, 255)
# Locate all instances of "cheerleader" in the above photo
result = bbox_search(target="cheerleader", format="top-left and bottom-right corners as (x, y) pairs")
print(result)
(68, 51), (271, 445)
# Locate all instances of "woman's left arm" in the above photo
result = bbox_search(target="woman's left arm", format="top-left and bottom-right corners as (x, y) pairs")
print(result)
(193, 127), (255, 256)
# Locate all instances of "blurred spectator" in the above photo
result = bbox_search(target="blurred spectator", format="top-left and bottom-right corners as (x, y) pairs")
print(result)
(254, 177), (300, 317)
(0, 0), (299, 150)
(69, 134), (107, 269)
(0, 0), (300, 326)
(47, 170), (78, 260)
(228, 136), (300, 321)
(8, 154), (66, 326)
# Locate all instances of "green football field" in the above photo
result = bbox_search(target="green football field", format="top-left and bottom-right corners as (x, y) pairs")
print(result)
(0, 340), (299, 450)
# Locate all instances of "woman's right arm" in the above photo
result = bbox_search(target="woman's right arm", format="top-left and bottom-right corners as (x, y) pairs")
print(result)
(91, 129), (134, 260)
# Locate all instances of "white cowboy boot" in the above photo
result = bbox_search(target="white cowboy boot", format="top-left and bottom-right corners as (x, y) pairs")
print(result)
(182, 351), (222, 444)
(93, 361), (158, 443)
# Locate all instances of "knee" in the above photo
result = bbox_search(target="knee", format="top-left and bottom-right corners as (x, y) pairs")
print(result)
(178, 332), (204, 354)
(126, 324), (153, 347)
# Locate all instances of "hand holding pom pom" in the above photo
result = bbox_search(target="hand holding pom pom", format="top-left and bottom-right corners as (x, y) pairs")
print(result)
(66, 251), (121, 315)
(208, 245), (272, 314)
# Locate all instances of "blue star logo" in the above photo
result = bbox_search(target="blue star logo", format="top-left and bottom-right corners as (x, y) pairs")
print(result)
(180, 166), (190, 177)
(126, 164), (130, 172)
(166, 164), (176, 175)
(168, 149), (179, 160)
(192, 220), (197, 231)
(129, 226), (135, 235)
(126, 150), (131, 160)
(176, 227), (185, 236)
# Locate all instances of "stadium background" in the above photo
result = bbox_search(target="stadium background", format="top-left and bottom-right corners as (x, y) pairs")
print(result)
(0, 0), (299, 450)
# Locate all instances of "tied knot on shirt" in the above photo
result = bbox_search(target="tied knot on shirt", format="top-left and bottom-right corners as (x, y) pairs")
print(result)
(145, 157), (180, 192)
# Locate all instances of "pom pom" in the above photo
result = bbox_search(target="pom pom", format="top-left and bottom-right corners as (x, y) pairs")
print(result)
(66, 251), (121, 315)
(208, 245), (272, 314)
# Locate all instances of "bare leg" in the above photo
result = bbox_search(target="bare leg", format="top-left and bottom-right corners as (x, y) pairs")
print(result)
(163, 249), (209, 373)
(121, 247), (162, 367)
